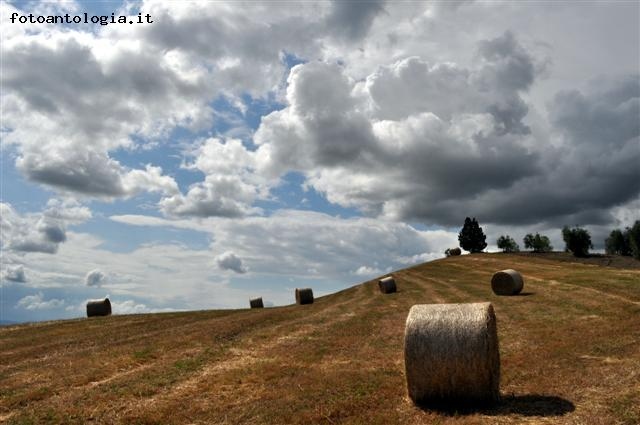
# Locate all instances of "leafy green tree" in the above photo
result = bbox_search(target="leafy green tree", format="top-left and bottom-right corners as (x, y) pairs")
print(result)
(629, 220), (640, 260)
(523, 233), (553, 253)
(497, 235), (519, 253)
(458, 217), (487, 253)
(605, 229), (631, 256)
(562, 226), (593, 257)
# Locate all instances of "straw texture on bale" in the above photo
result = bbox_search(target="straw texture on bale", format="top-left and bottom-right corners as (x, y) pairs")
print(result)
(378, 276), (397, 294)
(86, 298), (112, 317)
(448, 247), (462, 256)
(491, 269), (524, 295)
(295, 288), (314, 305)
(249, 297), (264, 308)
(404, 302), (500, 405)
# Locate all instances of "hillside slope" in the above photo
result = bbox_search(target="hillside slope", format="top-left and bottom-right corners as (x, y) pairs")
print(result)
(1, 254), (639, 424)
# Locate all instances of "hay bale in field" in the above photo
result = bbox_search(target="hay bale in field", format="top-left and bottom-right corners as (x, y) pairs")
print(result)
(404, 302), (500, 405)
(445, 247), (462, 257)
(378, 276), (397, 294)
(86, 298), (112, 317)
(491, 269), (524, 295)
(249, 297), (264, 308)
(295, 288), (314, 305)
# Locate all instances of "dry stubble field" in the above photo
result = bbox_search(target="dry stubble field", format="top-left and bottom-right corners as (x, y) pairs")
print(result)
(1, 253), (639, 424)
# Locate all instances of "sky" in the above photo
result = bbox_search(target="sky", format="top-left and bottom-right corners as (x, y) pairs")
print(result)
(1, 0), (638, 323)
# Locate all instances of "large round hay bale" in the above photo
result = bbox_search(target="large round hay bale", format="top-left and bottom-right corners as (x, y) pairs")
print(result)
(295, 288), (314, 305)
(449, 247), (461, 256)
(378, 276), (397, 294)
(249, 297), (264, 308)
(491, 269), (524, 295)
(86, 298), (112, 317)
(296, 288), (313, 304)
(404, 302), (500, 405)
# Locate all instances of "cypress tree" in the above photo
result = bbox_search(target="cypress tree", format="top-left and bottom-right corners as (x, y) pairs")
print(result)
(458, 217), (488, 253)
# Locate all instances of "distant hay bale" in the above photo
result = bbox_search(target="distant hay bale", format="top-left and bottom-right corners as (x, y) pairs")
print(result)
(249, 297), (264, 308)
(404, 302), (500, 405)
(295, 288), (314, 305)
(378, 276), (397, 294)
(86, 298), (112, 317)
(491, 269), (524, 295)
(446, 247), (461, 257)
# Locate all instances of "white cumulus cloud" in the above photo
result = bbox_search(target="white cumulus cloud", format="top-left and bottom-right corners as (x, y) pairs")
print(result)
(17, 292), (65, 310)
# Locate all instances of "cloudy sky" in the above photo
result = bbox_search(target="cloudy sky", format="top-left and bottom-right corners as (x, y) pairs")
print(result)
(1, 0), (638, 322)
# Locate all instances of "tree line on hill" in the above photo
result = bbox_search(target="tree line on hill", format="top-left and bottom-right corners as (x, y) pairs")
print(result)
(457, 217), (640, 260)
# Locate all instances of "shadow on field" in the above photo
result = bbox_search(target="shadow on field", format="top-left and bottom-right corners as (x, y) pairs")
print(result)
(518, 292), (535, 296)
(494, 394), (575, 416)
(417, 394), (575, 417)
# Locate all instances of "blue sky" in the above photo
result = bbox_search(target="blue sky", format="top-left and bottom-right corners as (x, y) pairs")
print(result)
(1, 0), (638, 322)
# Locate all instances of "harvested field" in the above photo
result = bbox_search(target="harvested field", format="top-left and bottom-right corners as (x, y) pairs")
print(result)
(1, 253), (639, 424)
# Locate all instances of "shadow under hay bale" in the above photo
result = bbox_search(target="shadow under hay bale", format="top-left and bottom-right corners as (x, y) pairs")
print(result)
(378, 276), (397, 294)
(86, 298), (112, 317)
(295, 288), (314, 305)
(249, 297), (264, 308)
(417, 394), (575, 417)
(491, 269), (524, 295)
(404, 302), (500, 406)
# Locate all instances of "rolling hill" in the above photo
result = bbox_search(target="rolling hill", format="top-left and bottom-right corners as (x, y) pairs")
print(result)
(1, 253), (639, 424)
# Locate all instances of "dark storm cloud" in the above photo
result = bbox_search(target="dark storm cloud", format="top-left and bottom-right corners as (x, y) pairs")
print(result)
(550, 75), (640, 148)
(17, 151), (127, 198)
(306, 113), (378, 166)
(399, 137), (540, 200)
(487, 98), (530, 135)
(476, 31), (537, 135)
(3, 40), (101, 117)
(476, 31), (536, 92)
(325, 0), (386, 41)
(400, 75), (640, 226)
(393, 70), (639, 228)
